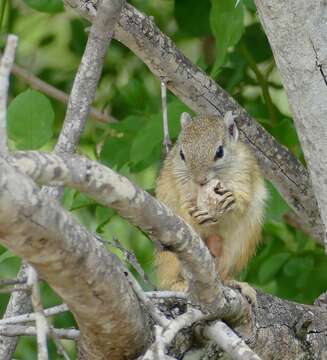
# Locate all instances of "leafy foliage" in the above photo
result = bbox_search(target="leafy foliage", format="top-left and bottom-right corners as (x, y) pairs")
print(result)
(210, 0), (244, 76)
(22, 0), (64, 13)
(8, 89), (54, 149)
(1, 0), (326, 357)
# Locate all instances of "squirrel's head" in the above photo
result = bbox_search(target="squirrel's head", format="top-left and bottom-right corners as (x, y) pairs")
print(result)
(177, 112), (239, 186)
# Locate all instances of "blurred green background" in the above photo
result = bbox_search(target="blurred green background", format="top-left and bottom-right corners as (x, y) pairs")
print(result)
(1, 0), (326, 358)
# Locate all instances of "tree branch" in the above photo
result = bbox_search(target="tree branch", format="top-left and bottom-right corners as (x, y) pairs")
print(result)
(55, 0), (124, 156)
(0, 157), (150, 360)
(254, 0), (327, 248)
(0, 35), (18, 155)
(0, 304), (69, 325)
(0, 325), (79, 340)
(202, 321), (262, 360)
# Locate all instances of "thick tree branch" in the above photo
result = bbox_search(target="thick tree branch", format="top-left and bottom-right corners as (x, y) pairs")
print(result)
(0, 158), (149, 360)
(64, 0), (324, 244)
(254, 0), (327, 247)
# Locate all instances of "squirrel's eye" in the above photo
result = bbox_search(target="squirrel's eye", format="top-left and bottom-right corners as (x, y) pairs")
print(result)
(214, 145), (224, 161)
(180, 149), (185, 161)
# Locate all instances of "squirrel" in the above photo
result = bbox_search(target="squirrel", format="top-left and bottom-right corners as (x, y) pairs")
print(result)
(155, 112), (267, 291)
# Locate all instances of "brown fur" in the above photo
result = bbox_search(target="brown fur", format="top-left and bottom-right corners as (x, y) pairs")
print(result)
(156, 115), (267, 290)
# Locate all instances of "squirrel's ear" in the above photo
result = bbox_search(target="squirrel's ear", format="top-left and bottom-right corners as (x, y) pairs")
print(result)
(180, 112), (192, 128)
(224, 111), (239, 142)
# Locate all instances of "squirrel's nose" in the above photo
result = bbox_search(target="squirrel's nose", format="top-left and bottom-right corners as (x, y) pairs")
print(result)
(196, 176), (208, 186)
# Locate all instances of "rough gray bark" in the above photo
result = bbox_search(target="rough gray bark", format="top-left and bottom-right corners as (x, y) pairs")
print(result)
(152, 290), (327, 359)
(0, 158), (150, 360)
(254, 0), (327, 247)
(64, 0), (324, 244)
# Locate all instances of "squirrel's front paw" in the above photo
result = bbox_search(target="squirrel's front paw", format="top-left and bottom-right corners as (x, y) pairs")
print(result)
(188, 205), (218, 225)
(197, 180), (236, 219)
(213, 183), (236, 216)
(182, 201), (217, 225)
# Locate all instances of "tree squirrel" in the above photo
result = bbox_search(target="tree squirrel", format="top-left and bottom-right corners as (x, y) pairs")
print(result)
(156, 112), (267, 291)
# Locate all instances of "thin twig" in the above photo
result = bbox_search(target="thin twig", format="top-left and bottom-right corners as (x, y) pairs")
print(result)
(203, 321), (262, 360)
(0, 34), (18, 155)
(161, 81), (171, 154)
(163, 308), (205, 345)
(124, 271), (169, 328)
(48, 325), (71, 360)
(0, 304), (69, 325)
(0, 263), (32, 359)
(0, 278), (27, 286)
(0, 325), (79, 340)
(4, 59), (116, 124)
(111, 236), (155, 289)
(146, 291), (187, 300)
(0, 285), (30, 294)
(27, 267), (49, 360)
(27, 267), (71, 359)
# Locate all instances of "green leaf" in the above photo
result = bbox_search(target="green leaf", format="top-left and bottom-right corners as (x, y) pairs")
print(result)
(61, 188), (76, 210)
(70, 193), (96, 211)
(95, 206), (116, 233)
(130, 118), (161, 165)
(242, 23), (272, 63)
(175, 0), (211, 37)
(283, 255), (315, 277)
(265, 181), (290, 223)
(109, 115), (147, 134)
(210, 0), (244, 76)
(243, 0), (256, 12)
(22, 0), (64, 13)
(115, 79), (148, 116)
(8, 89), (54, 150)
(268, 118), (300, 149)
(0, 250), (16, 264)
(258, 252), (290, 284)
(100, 134), (133, 170)
(69, 19), (88, 56)
(130, 100), (190, 167)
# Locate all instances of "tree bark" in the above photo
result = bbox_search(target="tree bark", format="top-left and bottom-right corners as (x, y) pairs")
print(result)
(254, 0), (327, 247)
(0, 158), (150, 360)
